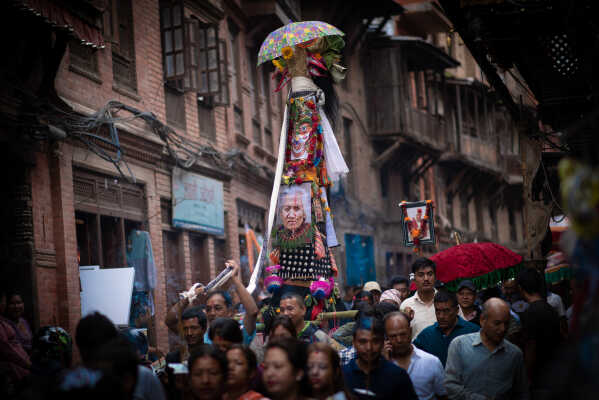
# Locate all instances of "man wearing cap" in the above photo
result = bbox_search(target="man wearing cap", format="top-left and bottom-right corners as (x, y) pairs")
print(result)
(380, 289), (403, 307)
(456, 280), (482, 326)
(364, 281), (382, 304)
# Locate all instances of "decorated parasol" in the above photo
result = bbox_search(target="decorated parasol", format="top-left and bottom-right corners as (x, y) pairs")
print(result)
(257, 21), (344, 66)
(428, 242), (523, 292)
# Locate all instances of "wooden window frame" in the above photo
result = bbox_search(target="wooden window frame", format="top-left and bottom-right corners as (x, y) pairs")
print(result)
(160, 1), (223, 97)
(110, 0), (137, 91)
(74, 169), (146, 267)
(160, 0), (186, 82)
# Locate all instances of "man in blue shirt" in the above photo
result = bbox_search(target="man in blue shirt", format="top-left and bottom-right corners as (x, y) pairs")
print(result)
(445, 298), (529, 399)
(413, 291), (479, 366)
(343, 316), (418, 400)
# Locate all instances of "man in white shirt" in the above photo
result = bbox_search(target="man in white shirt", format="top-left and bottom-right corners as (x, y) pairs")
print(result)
(401, 258), (437, 339)
(546, 291), (565, 316)
(547, 290), (568, 338)
(383, 311), (447, 400)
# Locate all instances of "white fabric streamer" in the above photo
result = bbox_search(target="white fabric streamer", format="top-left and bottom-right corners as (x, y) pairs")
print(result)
(319, 107), (349, 182)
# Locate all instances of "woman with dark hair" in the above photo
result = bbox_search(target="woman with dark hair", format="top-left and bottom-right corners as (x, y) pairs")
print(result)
(268, 315), (297, 340)
(0, 289), (30, 395)
(208, 317), (244, 352)
(188, 344), (228, 400)
(262, 338), (309, 400)
(5, 291), (33, 354)
(306, 343), (348, 400)
(225, 344), (269, 400)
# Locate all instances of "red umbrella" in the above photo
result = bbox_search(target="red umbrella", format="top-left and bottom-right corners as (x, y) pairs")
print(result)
(420, 243), (523, 292)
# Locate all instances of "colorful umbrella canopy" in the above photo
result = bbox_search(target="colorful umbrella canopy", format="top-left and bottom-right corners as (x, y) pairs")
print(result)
(257, 21), (344, 66)
(429, 242), (523, 291)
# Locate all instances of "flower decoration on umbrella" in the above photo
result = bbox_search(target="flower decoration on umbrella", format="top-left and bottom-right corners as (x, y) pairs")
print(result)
(258, 21), (347, 91)
(257, 21), (344, 65)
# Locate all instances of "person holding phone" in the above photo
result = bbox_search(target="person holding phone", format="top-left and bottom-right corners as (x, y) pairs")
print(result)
(383, 312), (447, 400)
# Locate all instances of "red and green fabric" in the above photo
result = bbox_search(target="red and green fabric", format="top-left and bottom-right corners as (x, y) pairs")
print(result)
(430, 243), (523, 292)
(545, 264), (572, 285)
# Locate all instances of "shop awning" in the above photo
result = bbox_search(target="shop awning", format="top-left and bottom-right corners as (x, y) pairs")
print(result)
(15, 0), (105, 48)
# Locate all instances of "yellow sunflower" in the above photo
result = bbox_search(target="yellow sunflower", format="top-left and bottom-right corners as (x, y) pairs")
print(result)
(282, 46), (294, 59)
(272, 59), (284, 71)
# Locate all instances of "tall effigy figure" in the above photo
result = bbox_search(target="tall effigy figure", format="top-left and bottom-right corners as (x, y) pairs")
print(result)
(249, 22), (349, 322)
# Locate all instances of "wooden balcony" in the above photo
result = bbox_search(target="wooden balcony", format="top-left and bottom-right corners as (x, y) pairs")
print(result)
(365, 37), (458, 154)
(398, 107), (449, 151)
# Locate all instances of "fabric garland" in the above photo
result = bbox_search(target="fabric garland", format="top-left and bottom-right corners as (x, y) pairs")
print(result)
(443, 263), (524, 292)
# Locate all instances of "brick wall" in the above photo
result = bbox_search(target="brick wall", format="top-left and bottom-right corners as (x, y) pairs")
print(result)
(42, 0), (287, 350)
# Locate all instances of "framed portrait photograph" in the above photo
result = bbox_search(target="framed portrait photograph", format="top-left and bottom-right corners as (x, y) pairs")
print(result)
(399, 200), (435, 247)
(275, 183), (312, 233)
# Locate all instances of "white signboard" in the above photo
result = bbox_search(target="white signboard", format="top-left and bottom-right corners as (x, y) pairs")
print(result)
(80, 267), (135, 326)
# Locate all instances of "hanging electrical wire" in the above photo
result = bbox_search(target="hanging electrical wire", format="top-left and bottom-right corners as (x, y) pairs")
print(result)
(44, 100), (230, 183)
(10, 96), (277, 186)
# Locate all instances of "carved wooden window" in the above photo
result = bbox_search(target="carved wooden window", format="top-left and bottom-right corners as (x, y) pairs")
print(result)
(160, 1), (223, 96)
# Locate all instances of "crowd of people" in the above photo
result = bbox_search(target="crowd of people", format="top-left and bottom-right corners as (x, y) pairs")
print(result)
(0, 258), (569, 400)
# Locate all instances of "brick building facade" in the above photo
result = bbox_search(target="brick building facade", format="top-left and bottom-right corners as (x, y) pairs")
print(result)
(1, 0), (534, 354)
(0, 0), (299, 353)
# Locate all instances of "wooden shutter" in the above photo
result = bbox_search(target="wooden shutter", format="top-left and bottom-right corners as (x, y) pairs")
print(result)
(183, 18), (200, 91)
(197, 23), (222, 96)
(213, 39), (229, 105)
(160, 0), (185, 82)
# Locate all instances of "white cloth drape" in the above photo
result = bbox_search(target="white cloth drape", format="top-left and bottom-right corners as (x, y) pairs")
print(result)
(319, 107), (349, 182)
